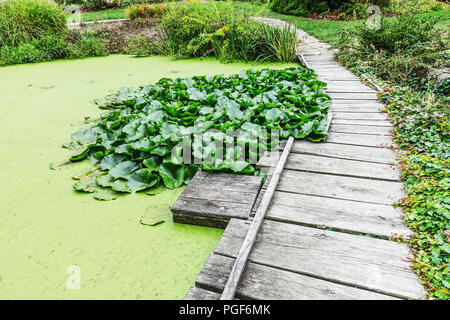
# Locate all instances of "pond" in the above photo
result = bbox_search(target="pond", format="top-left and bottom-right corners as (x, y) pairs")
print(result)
(0, 55), (296, 299)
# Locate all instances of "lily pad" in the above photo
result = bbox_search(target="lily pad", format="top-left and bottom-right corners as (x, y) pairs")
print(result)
(140, 208), (167, 226)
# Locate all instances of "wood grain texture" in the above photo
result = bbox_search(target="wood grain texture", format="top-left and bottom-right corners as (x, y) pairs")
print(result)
(277, 170), (403, 205)
(185, 286), (221, 300)
(266, 192), (411, 237)
(197, 254), (399, 300)
(333, 112), (387, 121)
(327, 92), (378, 100)
(332, 119), (393, 127)
(331, 104), (384, 113)
(215, 219), (425, 299)
(291, 141), (396, 164)
(220, 137), (294, 300)
(258, 153), (400, 181)
(330, 124), (391, 136)
(326, 132), (392, 147)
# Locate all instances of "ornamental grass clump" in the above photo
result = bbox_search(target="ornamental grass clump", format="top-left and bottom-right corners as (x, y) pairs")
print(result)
(63, 67), (330, 200)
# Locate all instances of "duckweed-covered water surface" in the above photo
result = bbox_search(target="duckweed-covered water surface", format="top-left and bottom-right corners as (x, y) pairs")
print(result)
(0, 55), (296, 299)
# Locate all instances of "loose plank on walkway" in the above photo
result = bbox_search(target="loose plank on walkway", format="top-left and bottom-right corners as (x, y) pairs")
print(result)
(214, 219), (425, 299)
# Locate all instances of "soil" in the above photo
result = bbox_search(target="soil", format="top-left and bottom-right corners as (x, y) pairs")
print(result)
(74, 20), (163, 53)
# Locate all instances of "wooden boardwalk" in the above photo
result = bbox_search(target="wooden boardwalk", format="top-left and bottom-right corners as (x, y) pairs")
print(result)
(183, 22), (426, 300)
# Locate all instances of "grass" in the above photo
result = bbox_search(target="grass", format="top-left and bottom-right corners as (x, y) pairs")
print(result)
(67, 8), (125, 23)
(66, 2), (449, 44)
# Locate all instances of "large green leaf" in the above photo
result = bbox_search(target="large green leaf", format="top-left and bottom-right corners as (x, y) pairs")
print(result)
(109, 161), (139, 179)
(159, 162), (185, 189)
(127, 169), (160, 192)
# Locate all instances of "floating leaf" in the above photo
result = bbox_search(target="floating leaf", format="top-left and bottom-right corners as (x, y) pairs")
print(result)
(109, 161), (139, 179)
(93, 189), (118, 201)
(159, 162), (185, 189)
(127, 169), (160, 192)
(73, 178), (96, 193)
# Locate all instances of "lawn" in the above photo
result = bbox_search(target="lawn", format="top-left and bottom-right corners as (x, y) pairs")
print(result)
(0, 54), (295, 299)
(68, 2), (450, 44)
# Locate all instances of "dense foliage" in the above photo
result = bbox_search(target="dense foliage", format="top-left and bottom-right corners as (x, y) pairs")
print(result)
(158, 1), (297, 62)
(336, 9), (449, 299)
(0, 0), (110, 66)
(378, 86), (449, 300)
(270, 0), (446, 18)
(125, 3), (168, 22)
(65, 67), (330, 199)
(337, 14), (449, 93)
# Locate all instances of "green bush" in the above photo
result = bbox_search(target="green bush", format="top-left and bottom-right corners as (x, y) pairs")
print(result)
(0, 0), (68, 47)
(125, 3), (168, 21)
(68, 31), (110, 59)
(158, 2), (297, 62)
(123, 34), (170, 56)
(357, 15), (439, 54)
(270, 0), (355, 17)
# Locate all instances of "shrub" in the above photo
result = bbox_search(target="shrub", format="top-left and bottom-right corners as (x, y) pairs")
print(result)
(0, 0), (68, 47)
(158, 2), (297, 62)
(357, 15), (439, 54)
(0, 43), (49, 65)
(125, 3), (168, 21)
(271, 0), (356, 17)
(68, 31), (110, 58)
(123, 34), (170, 56)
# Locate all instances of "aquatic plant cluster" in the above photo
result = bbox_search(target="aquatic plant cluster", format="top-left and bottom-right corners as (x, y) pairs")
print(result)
(65, 67), (330, 200)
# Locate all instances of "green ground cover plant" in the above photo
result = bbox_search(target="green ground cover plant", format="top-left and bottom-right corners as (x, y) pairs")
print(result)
(64, 67), (330, 199)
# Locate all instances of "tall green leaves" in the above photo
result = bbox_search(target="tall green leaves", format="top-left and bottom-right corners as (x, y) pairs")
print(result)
(65, 67), (330, 200)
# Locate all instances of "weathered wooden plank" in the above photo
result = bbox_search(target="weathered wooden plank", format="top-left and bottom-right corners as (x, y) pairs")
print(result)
(332, 99), (384, 105)
(197, 254), (399, 300)
(326, 132), (392, 147)
(194, 171), (262, 187)
(185, 286), (220, 300)
(326, 87), (375, 93)
(220, 137), (294, 300)
(172, 197), (252, 220)
(291, 141), (396, 164)
(333, 112), (387, 121)
(303, 54), (335, 61)
(215, 219), (425, 299)
(331, 104), (383, 113)
(318, 75), (360, 81)
(180, 185), (259, 205)
(258, 153), (399, 181)
(331, 124), (391, 136)
(267, 192), (411, 237)
(327, 92), (378, 100)
(277, 170), (403, 205)
(332, 119), (393, 127)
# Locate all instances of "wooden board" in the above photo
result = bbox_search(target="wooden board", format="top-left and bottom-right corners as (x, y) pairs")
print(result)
(331, 104), (384, 113)
(171, 171), (263, 228)
(258, 153), (399, 181)
(333, 112), (387, 121)
(185, 286), (220, 300)
(331, 124), (391, 136)
(276, 170), (403, 205)
(215, 219), (426, 299)
(196, 254), (399, 300)
(326, 132), (392, 147)
(291, 141), (396, 164)
(332, 119), (393, 127)
(266, 192), (411, 237)
(327, 92), (378, 100)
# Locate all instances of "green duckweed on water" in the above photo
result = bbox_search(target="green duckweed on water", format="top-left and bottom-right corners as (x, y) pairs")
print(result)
(0, 55), (296, 299)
